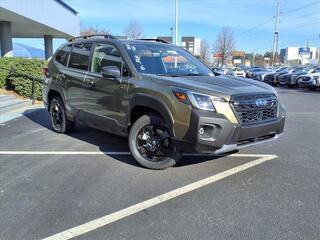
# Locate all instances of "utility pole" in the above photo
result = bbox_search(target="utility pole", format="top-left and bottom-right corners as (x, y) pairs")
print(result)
(175, 0), (179, 46)
(272, 0), (280, 66)
(252, 53), (255, 66)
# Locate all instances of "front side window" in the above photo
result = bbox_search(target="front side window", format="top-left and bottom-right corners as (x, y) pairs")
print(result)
(68, 42), (92, 70)
(55, 44), (72, 66)
(90, 43), (122, 73)
(123, 42), (212, 77)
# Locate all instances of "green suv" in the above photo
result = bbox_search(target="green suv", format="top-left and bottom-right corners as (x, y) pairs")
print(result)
(43, 34), (285, 169)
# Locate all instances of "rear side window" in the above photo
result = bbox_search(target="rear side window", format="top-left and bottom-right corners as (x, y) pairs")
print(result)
(55, 44), (72, 66)
(68, 43), (92, 70)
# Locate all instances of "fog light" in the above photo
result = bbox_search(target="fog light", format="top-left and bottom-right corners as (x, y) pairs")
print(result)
(199, 127), (205, 135)
(199, 125), (216, 138)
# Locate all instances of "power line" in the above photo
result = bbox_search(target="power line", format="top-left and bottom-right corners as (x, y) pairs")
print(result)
(281, 10), (320, 22)
(236, 17), (274, 38)
(280, 20), (320, 31)
(280, 0), (320, 16)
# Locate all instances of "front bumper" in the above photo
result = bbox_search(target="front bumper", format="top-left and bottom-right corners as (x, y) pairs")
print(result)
(264, 74), (278, 85)
(299, 78), (319, 88)
(175, 108), (285, 154)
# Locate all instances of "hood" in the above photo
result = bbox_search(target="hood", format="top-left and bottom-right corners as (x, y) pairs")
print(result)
(144, 74), (276, 101)
(255, 71), (270, 76)
(305, 72), (320, 77)
(280, 73), (296, 78)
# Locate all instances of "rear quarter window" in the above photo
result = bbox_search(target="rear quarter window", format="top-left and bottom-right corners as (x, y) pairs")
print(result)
(55, 44), (72, 66)
(68, 42), (92, 70)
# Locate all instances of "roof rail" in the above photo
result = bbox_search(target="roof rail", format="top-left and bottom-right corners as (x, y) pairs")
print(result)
(137, 38), (169, 44)
(68, 34), (117, 42)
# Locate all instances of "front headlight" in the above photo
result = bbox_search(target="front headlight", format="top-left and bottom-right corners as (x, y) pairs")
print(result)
(188, 92), (216, 111)
(172, 88), (226, 112)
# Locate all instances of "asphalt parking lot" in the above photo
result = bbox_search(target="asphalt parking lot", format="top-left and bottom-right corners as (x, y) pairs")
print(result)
(1, 88), (320, 240)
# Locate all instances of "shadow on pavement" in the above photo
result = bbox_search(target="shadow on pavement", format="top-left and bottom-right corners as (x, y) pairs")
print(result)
(23, 108), (228, 168)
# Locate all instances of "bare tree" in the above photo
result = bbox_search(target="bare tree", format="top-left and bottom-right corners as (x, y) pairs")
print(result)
(80, 24), (111, 36)
(123, 20), (144, 39)
(199, 40), (211, 65)
(213, 28), (235, 66)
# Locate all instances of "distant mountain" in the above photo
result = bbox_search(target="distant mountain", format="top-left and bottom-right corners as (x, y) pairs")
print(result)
(13, 43), (45, 59)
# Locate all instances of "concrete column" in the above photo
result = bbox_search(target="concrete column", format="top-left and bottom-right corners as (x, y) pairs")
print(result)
(44, 35), (53, 60)
(0, 21), (13, 57)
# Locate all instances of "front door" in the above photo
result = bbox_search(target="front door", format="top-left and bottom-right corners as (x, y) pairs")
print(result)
(82, 42), (127, 132)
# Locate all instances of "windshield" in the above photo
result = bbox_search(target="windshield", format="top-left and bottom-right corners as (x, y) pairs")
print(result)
(123, 42), (213, 77)
(276, 67), (287, 72)
(299, 67), (312, 74)
(292, 67), (304, 73)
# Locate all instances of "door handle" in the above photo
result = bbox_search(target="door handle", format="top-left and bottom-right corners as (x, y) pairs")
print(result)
(58, 73), (66, 79)
(84, 79), (94, 86)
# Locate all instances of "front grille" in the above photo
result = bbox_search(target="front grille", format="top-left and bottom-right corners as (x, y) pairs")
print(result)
(264, 74), (273, 82)
(301, 76), (311, 82)
(231, 94), (278, 125)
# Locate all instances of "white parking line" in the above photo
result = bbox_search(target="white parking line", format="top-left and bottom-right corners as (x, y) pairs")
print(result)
(37, 153), (277, 240)
(0, 151), (131, 155)
(0, 151), (273, 159)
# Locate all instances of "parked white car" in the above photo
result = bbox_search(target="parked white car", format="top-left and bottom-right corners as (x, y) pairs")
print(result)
(298, 72), (320, 89)
(227, 67), (246, 77)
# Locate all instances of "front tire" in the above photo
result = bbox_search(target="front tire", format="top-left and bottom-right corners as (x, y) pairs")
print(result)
(129, 114), (181, 170)
(49, 96), (74, 133)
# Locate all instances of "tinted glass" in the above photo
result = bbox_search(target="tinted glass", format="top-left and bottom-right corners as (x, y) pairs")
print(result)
(91, 43), (122, 73)
(313, 67), (320, 73)
(55, 44), (72, 65)
(68, 43), (92, 70)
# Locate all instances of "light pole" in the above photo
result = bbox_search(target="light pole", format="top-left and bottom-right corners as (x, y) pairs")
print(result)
(175, 0), (179, 46)
(272, 0), (280, 66)
(318, 34), (320, 64)
(170, 27), (173, 43)
(252, 53), (255, 67)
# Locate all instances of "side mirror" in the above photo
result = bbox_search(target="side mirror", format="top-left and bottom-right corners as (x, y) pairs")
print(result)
(101, 66), (121, 83)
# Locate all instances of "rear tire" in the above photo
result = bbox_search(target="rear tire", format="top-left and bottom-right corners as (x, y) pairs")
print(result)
(49, 96), (74, 133)
(129, 114), (181, 170)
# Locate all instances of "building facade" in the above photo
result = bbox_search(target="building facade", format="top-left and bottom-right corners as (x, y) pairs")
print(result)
(0, 0), (80, 59)
(280, 47), (318, 65)
(157, 36), (173, 44)
(181, 37), (201, 56)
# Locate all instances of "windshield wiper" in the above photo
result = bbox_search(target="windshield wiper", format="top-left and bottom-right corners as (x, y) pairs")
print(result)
(156, 73), (206, 77)
(181, 73), (203, 76)
(156, 74), (180, 77)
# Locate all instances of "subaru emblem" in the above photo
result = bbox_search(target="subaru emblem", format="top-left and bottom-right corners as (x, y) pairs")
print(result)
(256, 98), (267, 107)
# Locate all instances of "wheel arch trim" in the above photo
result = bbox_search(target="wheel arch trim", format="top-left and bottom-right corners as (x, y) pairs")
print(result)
(127, 94), (175, 136)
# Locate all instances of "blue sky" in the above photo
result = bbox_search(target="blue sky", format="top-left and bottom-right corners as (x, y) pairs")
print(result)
(14, 0), (320, 54)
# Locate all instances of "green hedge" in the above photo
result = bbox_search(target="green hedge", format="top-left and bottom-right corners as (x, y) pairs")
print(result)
(0, 57), (47, 100)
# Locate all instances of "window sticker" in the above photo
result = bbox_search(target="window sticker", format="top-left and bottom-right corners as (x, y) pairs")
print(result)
(168, 50), (178, 55)
(134, 55), (146, 71)
(125, 44), (131, 50)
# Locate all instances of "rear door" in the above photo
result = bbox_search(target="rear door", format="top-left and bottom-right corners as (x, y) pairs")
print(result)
(65, 42), (92, 114)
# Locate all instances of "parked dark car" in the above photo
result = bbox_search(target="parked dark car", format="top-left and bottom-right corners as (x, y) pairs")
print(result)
(42, 34), (286, 169)
(211, 67), (224, 76)
(264, 67), (291, 86)
(278, 66), (305, 87)
(246, 67), (265, 78)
